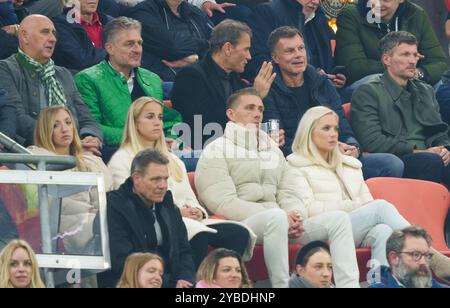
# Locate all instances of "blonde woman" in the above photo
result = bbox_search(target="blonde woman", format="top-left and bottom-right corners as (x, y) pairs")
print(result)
(0, 239), (45, 288)
(196, 248), (252, 288)
(117, 253), (164, 288)
(108, 96), (255, 268)
(278, 106), (450, 279)
(29, 106), (113, 253)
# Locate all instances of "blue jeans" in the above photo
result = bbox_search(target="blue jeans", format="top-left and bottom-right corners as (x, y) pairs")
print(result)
(359, 153), (404, 180)
(402, 152), (450, 186)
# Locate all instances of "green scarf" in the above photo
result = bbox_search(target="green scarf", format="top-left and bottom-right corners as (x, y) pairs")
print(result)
(16, 49), (67, 106)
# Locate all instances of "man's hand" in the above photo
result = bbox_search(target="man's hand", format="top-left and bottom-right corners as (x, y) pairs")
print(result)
(2, 25), (19, 36)
(414, 146), (450, 166)
(254, 61), (276, 99)
(162, 55), (199, 69)
(176, 280), (193, 288)
(201, 1), (236, 17)
(166, 138), (176, 153)
(339, 142), (359, 158)
(81, 136), (102, 157)
(278, 129), (286, 147)
(440, 147), (450, 167)
(180, 205), (203, 221)
(328, 73), (346, 89)
(12, 0), (25, 7)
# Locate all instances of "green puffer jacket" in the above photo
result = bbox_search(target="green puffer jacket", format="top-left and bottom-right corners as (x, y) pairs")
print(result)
(335, 1), (448, 85)
(75, 60), (182, 146)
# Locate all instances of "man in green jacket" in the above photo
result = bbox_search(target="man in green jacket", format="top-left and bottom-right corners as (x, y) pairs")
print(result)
(351, 31), (450, 186)
(335, 0), (447, 87)
(75, 17), (182, 160)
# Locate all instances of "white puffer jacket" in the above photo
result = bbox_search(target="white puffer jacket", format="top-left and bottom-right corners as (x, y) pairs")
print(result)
(196, 121), (295, 222)
(278, 152), (374, 218)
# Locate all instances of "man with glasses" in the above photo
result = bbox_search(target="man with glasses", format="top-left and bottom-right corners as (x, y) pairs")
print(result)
(369, 226), (449, 288)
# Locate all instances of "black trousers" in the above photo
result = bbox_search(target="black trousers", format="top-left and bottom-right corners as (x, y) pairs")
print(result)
(402, 152), (450, 186)
(189, 223), (250, 269)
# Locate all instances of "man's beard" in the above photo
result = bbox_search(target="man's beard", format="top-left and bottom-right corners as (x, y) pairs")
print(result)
(395, 261), (433, 288)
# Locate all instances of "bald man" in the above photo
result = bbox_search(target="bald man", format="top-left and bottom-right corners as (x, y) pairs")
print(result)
(0, 15), (102, 153)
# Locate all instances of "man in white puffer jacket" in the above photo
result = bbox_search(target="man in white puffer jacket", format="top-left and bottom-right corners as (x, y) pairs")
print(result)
(196, 87), (361, 288)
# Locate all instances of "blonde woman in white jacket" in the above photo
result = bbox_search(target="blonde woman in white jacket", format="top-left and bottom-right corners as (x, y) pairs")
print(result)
(29, 106), (113, 253)
(107, 96), (255, 268)
(278, 106), (450, 280)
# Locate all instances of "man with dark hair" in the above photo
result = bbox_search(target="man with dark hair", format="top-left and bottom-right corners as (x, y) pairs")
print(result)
(100, 148), (196, 288)
(0, 14), (102, 151)
(351, 31), (450, 185)
(52, 0), (109, 72)
(369, 226), (448, 288)
(172, 19), (277, 150)
(265, 26), (404, 179)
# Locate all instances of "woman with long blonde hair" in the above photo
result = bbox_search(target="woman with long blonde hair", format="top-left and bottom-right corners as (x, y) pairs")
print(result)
(29, 106), (113, 253)
(0, 239), (45, 288)
(108, 96), (255, 269)
(117, 253), (164, 288)
(279, 106), (450, 278)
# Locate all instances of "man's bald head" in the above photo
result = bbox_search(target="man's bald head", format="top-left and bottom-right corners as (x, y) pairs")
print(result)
(19, 15), (57, 64)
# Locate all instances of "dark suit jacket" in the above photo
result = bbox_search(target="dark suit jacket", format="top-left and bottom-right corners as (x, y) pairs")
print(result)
(171, 53), (247, 149)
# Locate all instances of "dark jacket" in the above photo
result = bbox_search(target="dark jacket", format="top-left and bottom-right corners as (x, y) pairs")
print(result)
(335, 0), (448, 85)
(0, 54), (102, 146)
(52, 8), (109, 72)
(264, 65), (357, 156)
(126, 0), (213, 81)
(0, 199), (19, 251)
(0, 1), (18, 25)
(171, 53), (247, 149)
(0, 89), (16, 139)
(100, 177), (195, 288)
(351, 73), (450, 156)
(0, 12), (19, 60)
(369, 266), (449, 289)
(245, 0), (335, 80)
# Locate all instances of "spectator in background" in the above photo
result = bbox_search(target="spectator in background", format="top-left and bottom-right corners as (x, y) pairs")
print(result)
(108, 96), (255, 269)
(171, 20), (277, 150)
(0, 15), (103, 153)
(196, 88), (361, 288)
(0, 89), (17, 139)
(0, 1), (19, 59)
(369, 226), (449, 288)
(20, 0), (63, 19)
(75, 17), (181, 161)
(351, 31), (450, 186)
(245, 0), (345, 89)
(289, 241), (334, 288)
(196, 248), (252, 288)
(0, 239), (45, 288)
(279, 106), (450, 282)
(264, 27), (404, 179)
(52, 0), (109, 72)
(125, 0), (213, 81)
(29, 106), (113, 253)
(335, 0), (447, 89)
(117, 253), (164, 288)
(100, 149), (196, 288)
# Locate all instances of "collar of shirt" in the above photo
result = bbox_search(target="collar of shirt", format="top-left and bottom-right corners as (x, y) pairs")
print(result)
(108, 61), (135, 93)
(80, 12), (101, 26)
(305, 12), (316, 25)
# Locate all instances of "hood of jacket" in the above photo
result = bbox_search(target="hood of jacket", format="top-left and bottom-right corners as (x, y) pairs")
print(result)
(223, 121), (280, 152)
(286, 151), (362, 169)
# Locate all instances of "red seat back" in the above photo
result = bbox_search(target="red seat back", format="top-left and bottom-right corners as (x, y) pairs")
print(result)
(366, 177), (450, 251)
(343, 103), (351, 122)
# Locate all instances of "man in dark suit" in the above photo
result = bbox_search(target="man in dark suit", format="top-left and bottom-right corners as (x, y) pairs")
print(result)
(0, 89), (16, 140)
(99, 149), (195, 288)
(171, 19), (277, 150)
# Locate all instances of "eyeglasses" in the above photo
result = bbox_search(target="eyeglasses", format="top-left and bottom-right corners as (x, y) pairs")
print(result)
(398, 251), (434, 262)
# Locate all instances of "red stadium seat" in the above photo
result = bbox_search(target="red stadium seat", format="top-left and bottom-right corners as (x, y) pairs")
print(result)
(343, 102), (351, 122)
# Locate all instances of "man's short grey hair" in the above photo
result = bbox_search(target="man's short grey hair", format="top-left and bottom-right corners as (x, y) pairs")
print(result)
(103, 17), (142, 45)
(210, 19), (252, 54)
(130, 149), (169, 175)
(380, 31), (418, 56)
(385, 226), (432, 266)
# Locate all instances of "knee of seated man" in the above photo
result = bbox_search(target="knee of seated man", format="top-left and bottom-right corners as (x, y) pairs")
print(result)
(370, 224), (394, 240)
(323, 211), (352, 229)
(266, 208), (289, 226)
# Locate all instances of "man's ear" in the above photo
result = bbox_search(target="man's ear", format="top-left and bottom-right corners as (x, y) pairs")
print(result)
(271, 52), (279, 65)
(388, 251), (399, 267)
(226, 108), (234, 122)
(223, 42), (233, 57)
(105, 42), (113, 56)
(131, 172), (140, 187)
(382, 53), (391, 68)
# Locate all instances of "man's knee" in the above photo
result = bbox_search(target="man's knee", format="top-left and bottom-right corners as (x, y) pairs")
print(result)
(362, 153), (404, 178)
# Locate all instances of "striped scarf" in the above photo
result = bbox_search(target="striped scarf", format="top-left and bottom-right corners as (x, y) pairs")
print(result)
(16, 49), (67, 106)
